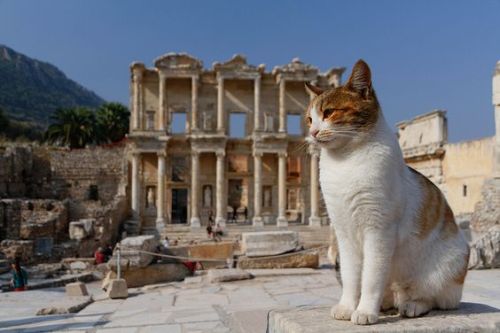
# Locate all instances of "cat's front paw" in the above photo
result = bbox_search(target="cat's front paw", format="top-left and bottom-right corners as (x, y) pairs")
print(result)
(399, 301), (432, 318)
(351, 309), (378, 325)
(331, 303), (355, 321)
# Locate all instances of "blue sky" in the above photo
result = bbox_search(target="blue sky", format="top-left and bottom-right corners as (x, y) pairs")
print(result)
(1, 0), (499, 142)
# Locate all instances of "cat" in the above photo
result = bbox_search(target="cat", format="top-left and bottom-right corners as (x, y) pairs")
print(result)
(305, 60), (470, 325)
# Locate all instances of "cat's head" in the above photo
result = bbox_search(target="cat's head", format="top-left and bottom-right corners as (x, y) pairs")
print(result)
(305, 59), (380, 150)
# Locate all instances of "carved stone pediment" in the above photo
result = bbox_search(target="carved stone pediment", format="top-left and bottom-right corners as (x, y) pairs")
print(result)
(154, 53), (203, 70)
(213, 54), (263, 75)
(272, 58), (318, 81)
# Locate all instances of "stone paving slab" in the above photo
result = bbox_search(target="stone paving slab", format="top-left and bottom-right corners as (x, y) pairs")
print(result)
(268, 303), (500, 333)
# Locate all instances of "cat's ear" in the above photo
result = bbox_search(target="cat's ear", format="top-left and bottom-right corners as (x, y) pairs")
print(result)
(346, 59), (372, 97)
(305, 82), (324, 97)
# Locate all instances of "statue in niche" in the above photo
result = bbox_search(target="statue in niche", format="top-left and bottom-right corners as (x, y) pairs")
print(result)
(147, 187), (156, 208)
(263, 186), (272, 208)
(265, 113), (274, 132)
(203, 112), (213, 131)
(203, 185), (212, 208)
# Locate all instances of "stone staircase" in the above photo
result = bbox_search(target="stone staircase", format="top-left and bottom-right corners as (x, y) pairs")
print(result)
(161, 224), (332, 247)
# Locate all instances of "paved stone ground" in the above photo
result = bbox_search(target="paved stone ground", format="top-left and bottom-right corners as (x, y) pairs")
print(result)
(0, 269), (498, 333)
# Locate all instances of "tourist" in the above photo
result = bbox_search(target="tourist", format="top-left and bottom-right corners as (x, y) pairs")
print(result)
(103, 244), (113, 262)
(94, 247), (106, 264)
(10, 258), (28, 292)
(161, 236), (170, 248)
(206, 223), (213, 239)
(214, 223), (223, 241)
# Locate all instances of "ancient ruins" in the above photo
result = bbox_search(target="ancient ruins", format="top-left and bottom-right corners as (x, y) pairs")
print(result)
(0, 54), (498, 268)
(126, 53), (345, 234)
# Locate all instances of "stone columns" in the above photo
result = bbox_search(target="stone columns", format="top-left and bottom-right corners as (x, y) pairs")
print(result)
(132, 71), (143, 130)
(309, 147), (321, 227)
(278, 78), (286, 133)
(253, 152), (263, 227)
(217, 74), (225, 133)
(277, 152), (288, 227)
(254, 76), (261, 131)
(190, 151), (201, 227)
(158, 71), (166, 131)
(156, 152), (166, 231)
(191, 75), (199, 132)
(131, 153), (141, 220)
(215, 151), (226, 227)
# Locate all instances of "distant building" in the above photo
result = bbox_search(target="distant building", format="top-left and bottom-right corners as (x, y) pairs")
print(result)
(126, 53), (344, 234)
(397, 61), (500, 216)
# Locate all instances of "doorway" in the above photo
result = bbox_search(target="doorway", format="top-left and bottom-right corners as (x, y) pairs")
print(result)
(171, 188), (188, 224)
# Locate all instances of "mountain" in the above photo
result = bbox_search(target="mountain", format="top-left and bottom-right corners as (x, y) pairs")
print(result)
(0, 44), (105, 125)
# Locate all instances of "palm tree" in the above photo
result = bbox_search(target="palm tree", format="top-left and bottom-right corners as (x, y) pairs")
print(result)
(95, 102), (130, 143)
(45, 107), (95, 148)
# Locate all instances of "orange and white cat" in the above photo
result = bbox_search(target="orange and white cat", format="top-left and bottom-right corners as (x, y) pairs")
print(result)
(305, 60), (470, 325)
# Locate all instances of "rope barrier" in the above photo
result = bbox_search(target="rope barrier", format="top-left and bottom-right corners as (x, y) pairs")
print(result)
(117, 244), (329, 263)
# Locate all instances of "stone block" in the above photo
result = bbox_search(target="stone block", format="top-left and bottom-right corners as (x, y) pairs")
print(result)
(103, 263), (190, 288)
(237, 251), (319, 269)
(469, 225), (500, 269)
(207, 268), (253, 283)
(241, 231), (299, 257)
(69, 219), (95, 241)
(114, 235), (159, 269)
(107, 279), (128, 299)
(65, 282), (89, 296)
(268, 303), (500, 333)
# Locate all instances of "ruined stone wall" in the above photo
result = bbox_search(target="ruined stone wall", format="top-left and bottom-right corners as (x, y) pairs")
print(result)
(442, 137), (495, 215)
(0, 144), (127, 204)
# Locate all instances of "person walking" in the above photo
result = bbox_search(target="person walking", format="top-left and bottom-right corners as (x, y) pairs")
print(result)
(10, 258), (28, 292)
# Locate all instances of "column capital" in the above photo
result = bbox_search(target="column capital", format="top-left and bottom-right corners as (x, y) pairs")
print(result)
(216, 72), (225, 83)
(158, 70), (166, 80)
(215, 150), (226, 158)
(157, 151), (167, 158)
(191, 150), (200, 158)
(278, 151), (288, 159)
(253, 151), (263, 158)
(191, 74), (200, 84)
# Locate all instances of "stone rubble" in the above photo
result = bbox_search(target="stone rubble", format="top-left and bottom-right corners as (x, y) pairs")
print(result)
(469, 225), (500, 269)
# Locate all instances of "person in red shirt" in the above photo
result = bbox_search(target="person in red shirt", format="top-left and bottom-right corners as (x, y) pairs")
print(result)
(94, 247), (106, 264)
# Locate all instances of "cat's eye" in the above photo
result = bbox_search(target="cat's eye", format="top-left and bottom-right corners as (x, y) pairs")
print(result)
(322, 108), (335, 119)
(307, 117), (312, 125)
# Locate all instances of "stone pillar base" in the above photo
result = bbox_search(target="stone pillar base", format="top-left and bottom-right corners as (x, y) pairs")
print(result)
(252, 216), (264, 227)
(215, 217), (226, 227)
(190, 217), (201, 228)
(276, 217), (288, 228)
(156, 218), (166, 232)
(308, 216), (321, 228)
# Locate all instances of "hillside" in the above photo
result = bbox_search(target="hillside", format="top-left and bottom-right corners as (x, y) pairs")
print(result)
(0, 44), (105, 125)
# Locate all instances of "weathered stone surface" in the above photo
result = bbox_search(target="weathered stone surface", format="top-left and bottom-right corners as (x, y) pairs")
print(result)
(469, 225), (500, 269)
(115, 235), (159, 269)
(207, 268), (253, 283)
(268, 303), (500, 333)
(61, 257), (95, 270)
(238, 251), (319, 269)
(68, 218), (95, 240)
(471, 178), (500, 234)
(36, 296), (93, 315)
(241, 231), (299, 257)
(107, 279), (128, 299)
(167, 242), (236, 269)
(65, 282), (89, 296)
(0, 239), (34, 263)
(103, 263), (190, 288)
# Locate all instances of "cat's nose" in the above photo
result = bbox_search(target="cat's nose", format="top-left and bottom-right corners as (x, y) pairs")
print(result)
(311, 129), (319, 138)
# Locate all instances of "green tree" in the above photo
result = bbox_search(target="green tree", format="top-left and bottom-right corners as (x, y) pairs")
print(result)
(95, 102), (130, 143)
(45, 107), (95, 148)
